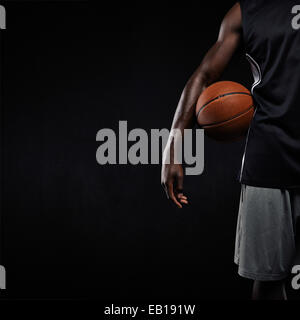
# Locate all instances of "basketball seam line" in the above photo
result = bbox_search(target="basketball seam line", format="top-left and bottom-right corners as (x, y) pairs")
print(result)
(199, 105), (254, 128)
(196, 92), (252, 120)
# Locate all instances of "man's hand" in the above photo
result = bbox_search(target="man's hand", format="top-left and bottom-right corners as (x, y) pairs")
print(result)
(161, 163), (188, 209)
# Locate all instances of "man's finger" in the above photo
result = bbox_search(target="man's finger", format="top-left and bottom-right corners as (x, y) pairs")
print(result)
(168, 183), (182, 209)
(180, 199), (188, 205)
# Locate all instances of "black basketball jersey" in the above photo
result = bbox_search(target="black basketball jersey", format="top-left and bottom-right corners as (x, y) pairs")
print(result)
(239, 0), (300, 188)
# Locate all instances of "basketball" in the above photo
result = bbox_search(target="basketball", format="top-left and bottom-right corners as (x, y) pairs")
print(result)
(195, 81), (255, 141)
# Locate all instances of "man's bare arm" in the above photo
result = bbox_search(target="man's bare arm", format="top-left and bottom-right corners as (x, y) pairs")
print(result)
(161, 3), (243, 208)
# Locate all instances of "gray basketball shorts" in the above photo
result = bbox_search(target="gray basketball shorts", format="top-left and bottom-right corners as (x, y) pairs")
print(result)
(234, 184), (300, 281)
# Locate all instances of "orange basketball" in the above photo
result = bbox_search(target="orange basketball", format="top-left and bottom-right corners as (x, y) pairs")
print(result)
(195, 81), (255, 141)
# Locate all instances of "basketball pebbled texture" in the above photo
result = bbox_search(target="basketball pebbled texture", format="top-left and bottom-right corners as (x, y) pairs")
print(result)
(195, 81), (255, 141)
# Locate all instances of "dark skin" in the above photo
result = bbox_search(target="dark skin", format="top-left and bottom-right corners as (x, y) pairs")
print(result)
(161, 2), (288, 300)
(161, 3), (242, 208)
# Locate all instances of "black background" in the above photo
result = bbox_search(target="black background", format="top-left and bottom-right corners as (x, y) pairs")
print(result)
(0, 0), (299, 301)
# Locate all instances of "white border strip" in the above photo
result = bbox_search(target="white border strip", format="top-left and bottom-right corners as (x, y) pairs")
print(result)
(239, 53), (262, 182)
(246, 53), (262, 95)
